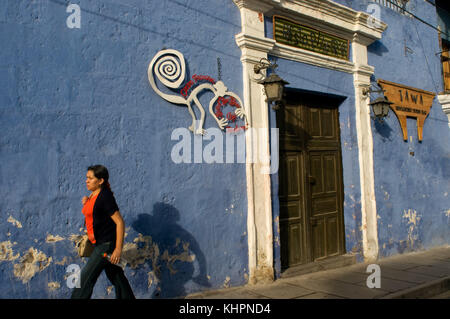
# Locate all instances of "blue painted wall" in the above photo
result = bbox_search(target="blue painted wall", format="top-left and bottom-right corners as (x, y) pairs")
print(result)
(0, 0), (248, 298)
(1, 0), (449, 299)
(335, 0), (450, 257)
(364, 0), (450, 257)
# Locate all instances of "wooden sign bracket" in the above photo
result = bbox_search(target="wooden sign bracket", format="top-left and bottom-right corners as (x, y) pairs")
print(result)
(377, 79), (435, 142)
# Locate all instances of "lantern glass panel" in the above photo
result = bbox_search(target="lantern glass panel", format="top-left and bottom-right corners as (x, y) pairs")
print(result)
(265, 82), (281, 101)
(382, 104), (390, 117)
(277, 84), (284, 101)
(372, 103), (383, 117)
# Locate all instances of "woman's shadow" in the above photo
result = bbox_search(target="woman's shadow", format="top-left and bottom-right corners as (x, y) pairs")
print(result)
(131, 202), (210, 298)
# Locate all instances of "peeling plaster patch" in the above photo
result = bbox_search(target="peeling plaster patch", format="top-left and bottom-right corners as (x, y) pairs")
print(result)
(147, 271), (159, 288)
(273, 216), (280, 237)
(223, 276), (231, 288)
(48, 282), (60, 291)
(382, 238), (395, 252)
(346, 194), (359, 209)
(161, 241), (195, 275)
(274, 216), (280, 229)
(69, 234), (84, 243)
(46, 234), (65, 243)
(106, 286), (113, 295)
(274, 236), (280, 247)
(7, 216), (22, 228)
(122, 234), (160, 271)
(0, 241), (20, 262)
(55, 257), (69, 265)
(69, 234), (86, 252)
(444, 209), (450, 218)
(13, 248), (52, 283)
(225, 203), (236, 214)
(402, 209), (422, 249)
(403, 209), (421, 227)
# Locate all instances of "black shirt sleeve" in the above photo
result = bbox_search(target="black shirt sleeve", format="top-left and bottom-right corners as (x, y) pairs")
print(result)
(102, 190), (119, 217)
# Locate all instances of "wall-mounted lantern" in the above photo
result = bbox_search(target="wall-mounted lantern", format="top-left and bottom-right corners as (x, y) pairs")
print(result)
(254, 58), (289, 110)
(369, 96), (393, 122)
(363, 84), (393, 123)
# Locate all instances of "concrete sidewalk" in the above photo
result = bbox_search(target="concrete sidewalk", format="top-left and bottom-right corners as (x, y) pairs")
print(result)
(186, 245), (450, 299)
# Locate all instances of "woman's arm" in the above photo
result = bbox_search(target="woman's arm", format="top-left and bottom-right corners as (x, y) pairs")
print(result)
(110, 211), (125, 264)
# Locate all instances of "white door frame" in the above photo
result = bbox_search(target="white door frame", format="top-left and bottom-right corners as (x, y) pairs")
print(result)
(233, 0), (387, 284)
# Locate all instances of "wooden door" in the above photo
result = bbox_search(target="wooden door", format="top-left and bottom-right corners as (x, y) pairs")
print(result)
(278, 92), (345, 269)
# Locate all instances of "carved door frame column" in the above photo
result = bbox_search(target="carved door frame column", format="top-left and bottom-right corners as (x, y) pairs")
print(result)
(233, 0), (387, 284)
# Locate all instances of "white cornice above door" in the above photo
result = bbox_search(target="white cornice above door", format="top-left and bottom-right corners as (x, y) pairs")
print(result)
(233, 0), (387, 44)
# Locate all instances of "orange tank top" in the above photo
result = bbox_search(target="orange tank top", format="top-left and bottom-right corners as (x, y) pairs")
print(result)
(82, 192), (100, 244)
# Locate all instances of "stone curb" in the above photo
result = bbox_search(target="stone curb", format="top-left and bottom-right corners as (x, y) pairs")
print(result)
(380, 276), (450, 299)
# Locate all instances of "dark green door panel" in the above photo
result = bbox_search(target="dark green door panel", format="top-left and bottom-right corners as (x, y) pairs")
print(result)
(279, 94), (345, 268)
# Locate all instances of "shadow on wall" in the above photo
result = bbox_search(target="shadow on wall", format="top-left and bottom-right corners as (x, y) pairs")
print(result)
(367, 40), (389, 56)
(131, 202), (210, 298)
(373, 119), (393, 141)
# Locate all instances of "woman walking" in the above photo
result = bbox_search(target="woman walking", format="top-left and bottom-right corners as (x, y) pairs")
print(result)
(71, 165), (135, 299)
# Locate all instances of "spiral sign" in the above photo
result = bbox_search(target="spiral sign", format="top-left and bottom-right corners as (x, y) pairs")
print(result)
(148, 49), (186, 105)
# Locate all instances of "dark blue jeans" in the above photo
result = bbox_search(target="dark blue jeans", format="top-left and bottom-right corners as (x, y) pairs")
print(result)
(71, 241), (135, 299)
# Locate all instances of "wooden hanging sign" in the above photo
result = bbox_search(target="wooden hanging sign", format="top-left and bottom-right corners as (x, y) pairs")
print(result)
(377, 79), (435, 141)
